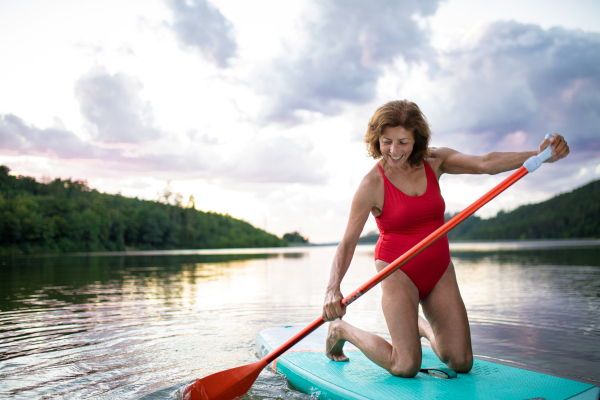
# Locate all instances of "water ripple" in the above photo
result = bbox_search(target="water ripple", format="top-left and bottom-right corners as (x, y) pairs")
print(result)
(1, 246), (599, 398)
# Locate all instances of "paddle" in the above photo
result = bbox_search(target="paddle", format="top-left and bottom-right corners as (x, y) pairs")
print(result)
(181, 134), (555, 400)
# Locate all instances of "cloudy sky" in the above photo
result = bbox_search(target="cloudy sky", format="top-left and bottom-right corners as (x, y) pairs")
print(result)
(1, 0), (599, 243)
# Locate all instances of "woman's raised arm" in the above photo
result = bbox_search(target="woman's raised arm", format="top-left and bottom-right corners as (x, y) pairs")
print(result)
(435, 134), (569, 176)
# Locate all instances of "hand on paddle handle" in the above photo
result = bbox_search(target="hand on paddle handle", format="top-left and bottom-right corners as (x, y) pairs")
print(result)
(539, 133), (569, 164)
(525, 133), (569, 173)
(323, 287), (346, 321)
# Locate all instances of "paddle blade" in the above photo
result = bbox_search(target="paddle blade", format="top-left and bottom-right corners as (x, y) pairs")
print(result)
(180, 359), (268, 400)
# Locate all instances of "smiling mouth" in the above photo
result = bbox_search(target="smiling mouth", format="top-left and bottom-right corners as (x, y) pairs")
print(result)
(390, 154), (404, 161)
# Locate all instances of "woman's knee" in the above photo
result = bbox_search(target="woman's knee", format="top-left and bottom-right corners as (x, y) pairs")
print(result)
(388, 356), (421, 378)
(441, 350), (473, 373)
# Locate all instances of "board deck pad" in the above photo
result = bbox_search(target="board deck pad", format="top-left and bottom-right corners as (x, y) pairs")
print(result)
(256, 326), (599, 400)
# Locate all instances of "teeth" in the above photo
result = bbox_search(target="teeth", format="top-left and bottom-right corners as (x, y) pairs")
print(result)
(391, 155), (402, 160)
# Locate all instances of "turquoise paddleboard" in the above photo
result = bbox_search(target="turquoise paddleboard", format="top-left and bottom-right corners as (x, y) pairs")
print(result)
(256, 326), (599, 400)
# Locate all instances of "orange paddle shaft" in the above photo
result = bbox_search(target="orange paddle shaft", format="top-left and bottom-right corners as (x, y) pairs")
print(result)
(262, 166), (529, 365)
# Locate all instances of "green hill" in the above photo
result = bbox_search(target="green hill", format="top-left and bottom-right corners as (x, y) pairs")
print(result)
(447, 179), (600, 240)
(0, 166), (285, 254)
(358, 179), (600, 242)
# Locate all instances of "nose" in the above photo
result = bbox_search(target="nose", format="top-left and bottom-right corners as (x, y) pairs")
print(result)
(391, 142), (401, 154)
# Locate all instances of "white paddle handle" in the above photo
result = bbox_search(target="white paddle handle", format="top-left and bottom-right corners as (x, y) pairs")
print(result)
(524, 133), (554, 172)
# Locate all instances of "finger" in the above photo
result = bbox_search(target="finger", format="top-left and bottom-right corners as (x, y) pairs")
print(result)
(330, 303), (343, 320)
(552, 134), (565, 151)
(558, 144), (570, 159)
(555, 137), (566, 151)
(554, 142), (566, 158)
(327, 305), (337, 321)
(541, 138), (551, 151)
(323, 305), (333, 321)
(553, 137), (568, 158)
(334, 303), (343, 319)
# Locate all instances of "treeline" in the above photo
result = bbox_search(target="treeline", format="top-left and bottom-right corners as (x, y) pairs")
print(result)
(357, 179), (600, 242)
(446, 179), (600, 240)
(0, 166), (285, 254)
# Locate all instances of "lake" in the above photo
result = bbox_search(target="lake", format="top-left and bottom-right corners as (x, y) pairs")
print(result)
(1, 240), (599, 399)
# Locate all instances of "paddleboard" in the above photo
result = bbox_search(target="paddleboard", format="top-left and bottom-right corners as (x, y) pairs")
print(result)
(256, 326), (599, 400)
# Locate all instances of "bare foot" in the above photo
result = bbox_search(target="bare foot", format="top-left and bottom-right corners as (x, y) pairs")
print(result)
(326, 320), (349, 362)
(418, 315), (431, 339)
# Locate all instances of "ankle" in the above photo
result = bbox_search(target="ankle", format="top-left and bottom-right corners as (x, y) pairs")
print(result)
(330, 320), (346, 339)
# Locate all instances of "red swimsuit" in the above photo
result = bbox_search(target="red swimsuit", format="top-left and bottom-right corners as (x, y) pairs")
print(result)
(374, 160), (450, 300)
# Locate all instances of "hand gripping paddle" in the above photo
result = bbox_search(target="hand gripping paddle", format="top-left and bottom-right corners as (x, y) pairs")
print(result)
(180, 134), (556, 400)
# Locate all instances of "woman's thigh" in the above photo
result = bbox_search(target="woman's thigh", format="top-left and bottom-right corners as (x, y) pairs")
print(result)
(375, 260), (422, 368)
(421, 261), (473, 370)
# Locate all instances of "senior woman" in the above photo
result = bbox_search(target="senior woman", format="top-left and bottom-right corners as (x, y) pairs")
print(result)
(322, 100), (569, 377)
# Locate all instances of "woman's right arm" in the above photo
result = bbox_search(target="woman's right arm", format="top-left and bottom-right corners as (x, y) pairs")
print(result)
(322, 173), (380, 321)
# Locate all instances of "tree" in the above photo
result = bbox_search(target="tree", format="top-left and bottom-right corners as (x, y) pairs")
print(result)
(187, 195), (195, 209)
(283, 231), (309, 244)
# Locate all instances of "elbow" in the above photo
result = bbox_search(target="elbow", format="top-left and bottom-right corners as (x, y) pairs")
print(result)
(480, 153), (498, 175)
(337, 238), (357, 254)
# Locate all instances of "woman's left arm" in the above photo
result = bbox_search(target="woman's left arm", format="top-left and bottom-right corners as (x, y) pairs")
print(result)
(436, 134), (570, 176)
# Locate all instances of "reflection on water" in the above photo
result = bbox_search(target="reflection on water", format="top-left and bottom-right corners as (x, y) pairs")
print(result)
(451, 248), (600, 385)
(0, 243), (599, 399)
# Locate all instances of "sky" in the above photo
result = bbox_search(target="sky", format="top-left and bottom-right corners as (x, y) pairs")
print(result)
(0, 0), (599, 243)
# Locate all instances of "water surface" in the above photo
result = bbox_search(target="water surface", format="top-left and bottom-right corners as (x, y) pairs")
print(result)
(1, 241), (599, 398)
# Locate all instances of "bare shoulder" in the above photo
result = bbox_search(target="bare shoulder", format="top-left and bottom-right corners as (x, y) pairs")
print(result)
(426, 147), (452, 179)
(361, 163), (384, 187)
(353, 163), (384, 209)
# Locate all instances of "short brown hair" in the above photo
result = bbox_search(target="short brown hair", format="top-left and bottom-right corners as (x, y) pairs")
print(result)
(365, 100), (431, 167)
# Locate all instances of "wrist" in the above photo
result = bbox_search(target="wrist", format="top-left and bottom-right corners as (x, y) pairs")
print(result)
(326, 284), (341, 293)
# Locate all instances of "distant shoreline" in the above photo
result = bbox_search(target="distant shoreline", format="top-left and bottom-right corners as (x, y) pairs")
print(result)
(5, 238), (600, 258)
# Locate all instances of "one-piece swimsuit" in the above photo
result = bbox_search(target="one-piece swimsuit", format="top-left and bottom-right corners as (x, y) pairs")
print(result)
(374, 160), (450, 300)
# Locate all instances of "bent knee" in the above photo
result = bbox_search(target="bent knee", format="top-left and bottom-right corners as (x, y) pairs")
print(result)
(388, 358), (421, 378)
(442, 352), (473, 373)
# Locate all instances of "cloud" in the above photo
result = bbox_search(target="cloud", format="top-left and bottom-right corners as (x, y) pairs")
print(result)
(1, 60), (327, 185)
(75, 67), (161, 144)
(0, 112), (214, 178)
(224, 136), (327, 184)
(259, 0), (441, 124)
(165, 0), (237, 68)
(0, 113), (326, 185)
(427, 21), (600, 157)
(0, 114), (116, 159)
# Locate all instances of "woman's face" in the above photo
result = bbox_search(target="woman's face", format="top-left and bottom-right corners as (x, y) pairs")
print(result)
(379, 126), (414, 167)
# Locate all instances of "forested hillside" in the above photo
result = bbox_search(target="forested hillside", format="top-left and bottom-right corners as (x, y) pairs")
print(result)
(357, 179), (600, 243)
(447, 179), (600, 240)
(0, 166), (285, 254)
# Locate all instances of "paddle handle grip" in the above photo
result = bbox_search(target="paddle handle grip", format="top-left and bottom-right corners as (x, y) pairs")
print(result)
(524, 133), (554, 172)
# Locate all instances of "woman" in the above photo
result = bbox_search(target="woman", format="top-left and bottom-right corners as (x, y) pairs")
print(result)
(322, 100), (569, 377)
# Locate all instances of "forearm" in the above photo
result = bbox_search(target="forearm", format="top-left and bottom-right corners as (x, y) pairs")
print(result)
(481, 151), (538, 175)
(326, 241), (355, 291)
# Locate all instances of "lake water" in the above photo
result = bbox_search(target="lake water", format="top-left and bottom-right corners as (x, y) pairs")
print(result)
(1, 240), (599, 399)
